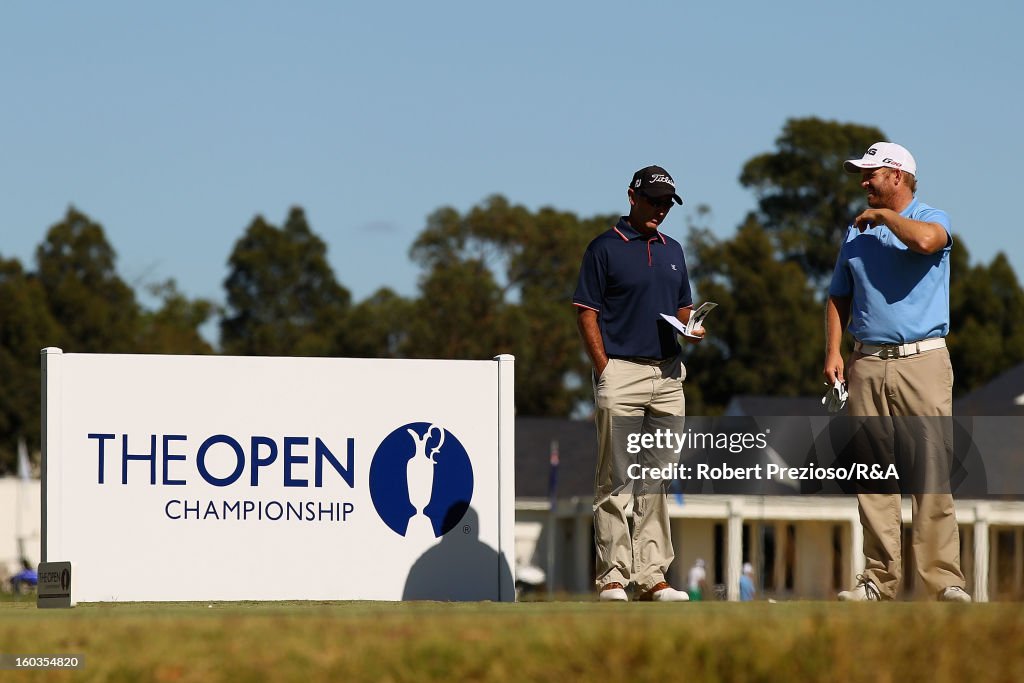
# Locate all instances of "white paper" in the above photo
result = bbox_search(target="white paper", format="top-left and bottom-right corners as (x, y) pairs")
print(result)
(660, 302), (717, 339)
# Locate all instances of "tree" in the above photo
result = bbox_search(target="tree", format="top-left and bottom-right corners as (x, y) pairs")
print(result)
(683, 217), (825, 414)
(405, 258), (508, 360)
(683, 117), (887, 412)
(509, 207), (613, 416)
(335, 287), (414, 359)
(221, 207), (350, 356)
(34, 207), (140, 352)
(733, 116), (1024, 402)
(0, 256), (64, 472)
(136, 280), (216, 355)
(406, 195), (615, 415)
(948, 241), (1024, 394)
(740, 117), (885, 284)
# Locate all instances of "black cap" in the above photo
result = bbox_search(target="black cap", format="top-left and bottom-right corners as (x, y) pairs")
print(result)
(630, 165), (683, 205)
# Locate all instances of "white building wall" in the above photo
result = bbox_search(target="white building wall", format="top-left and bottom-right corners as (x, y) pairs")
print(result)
(793, 521), (836, 599)
(674, 518), (716, 590)
(517, 496), (1024, 601)
(0, 477), (41, 577)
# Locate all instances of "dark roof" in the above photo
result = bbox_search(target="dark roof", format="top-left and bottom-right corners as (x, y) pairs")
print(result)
(515, 417), (595, 498)
(955, 363), (1024, 416)
(514, 394), (1024, 500)
(515, 364), (1024, 500)
(724, 395), (826, 417)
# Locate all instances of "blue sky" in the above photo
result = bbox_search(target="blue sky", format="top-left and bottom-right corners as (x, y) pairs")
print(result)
(3, 2), (1021, 315)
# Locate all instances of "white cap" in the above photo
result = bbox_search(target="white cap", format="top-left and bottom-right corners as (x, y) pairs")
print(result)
(843, 142), (917, 176)
(742, 562), (753, 575)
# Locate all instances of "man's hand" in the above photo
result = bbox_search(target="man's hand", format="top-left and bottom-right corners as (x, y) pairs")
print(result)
(823, 350), (845, 384)
(853, 208), (894, 232)
(676, 306), (705, 345)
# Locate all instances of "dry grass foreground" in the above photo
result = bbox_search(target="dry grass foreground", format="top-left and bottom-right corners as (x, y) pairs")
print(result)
(1, 599), (1022, 682)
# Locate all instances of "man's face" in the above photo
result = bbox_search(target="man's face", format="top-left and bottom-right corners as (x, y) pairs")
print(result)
(860, 167), (899, 209)
(628, 189), (674, 231)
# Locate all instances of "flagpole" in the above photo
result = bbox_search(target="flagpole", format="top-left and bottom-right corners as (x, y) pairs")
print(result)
(15, 437), (29, 563)
(546, 440), (559, 596)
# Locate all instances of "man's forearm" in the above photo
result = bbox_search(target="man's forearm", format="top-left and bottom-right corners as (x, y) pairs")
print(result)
(825, 295), (851, 353)
(823, 295), (851, 383)
(576, 308), (607, 372)
(887, 215), (948, 254)
(856, 209), (948, 254)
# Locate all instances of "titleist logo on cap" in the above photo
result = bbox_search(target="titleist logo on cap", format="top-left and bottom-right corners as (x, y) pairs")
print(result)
(630, 165), (684, 205)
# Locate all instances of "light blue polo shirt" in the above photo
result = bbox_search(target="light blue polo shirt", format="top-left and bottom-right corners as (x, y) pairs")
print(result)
(828, 198), (952, 344)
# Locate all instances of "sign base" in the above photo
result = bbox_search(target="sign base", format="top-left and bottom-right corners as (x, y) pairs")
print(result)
(37, 561), (75, 609)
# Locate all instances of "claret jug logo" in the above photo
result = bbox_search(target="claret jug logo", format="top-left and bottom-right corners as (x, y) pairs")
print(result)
(369, 423), (474, 538)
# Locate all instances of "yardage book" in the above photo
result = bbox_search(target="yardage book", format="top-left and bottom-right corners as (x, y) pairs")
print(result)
(660, 302), (717, 339)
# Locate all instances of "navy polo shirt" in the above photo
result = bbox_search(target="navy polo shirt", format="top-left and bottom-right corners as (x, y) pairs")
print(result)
(573, 217), (693, 359)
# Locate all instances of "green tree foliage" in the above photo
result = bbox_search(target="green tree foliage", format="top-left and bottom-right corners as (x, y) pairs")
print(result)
(0, 256), (64, 473)
(740, 117), (885, 283)
(335, 287), (414, 358)
(0, 209), (215, 469)
(221, 207), (350, 356)
(729, 116), (1024, 402)
(683, 117), (878, 413)
(512, 207), (617, 416)
(948, 241), (1024, 394)
(35, 207), (140, 352)
(683, 217), (825, 414)
(407, 258), (507, 359)
(406, 195), (614, 415)
(137, 280), (216, 355)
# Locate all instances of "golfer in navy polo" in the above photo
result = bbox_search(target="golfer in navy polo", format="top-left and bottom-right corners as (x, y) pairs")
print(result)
(573, 165), (703, 602)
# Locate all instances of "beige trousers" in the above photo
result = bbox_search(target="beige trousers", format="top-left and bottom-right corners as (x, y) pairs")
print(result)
(592, 356), (684, 592)
(847, 347), (966, 599)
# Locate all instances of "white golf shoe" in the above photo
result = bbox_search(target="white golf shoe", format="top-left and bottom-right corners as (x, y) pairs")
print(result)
(938, 586), (972, 603)
(638, 582), (689, 602)
(838, 575), (882, 601)
(598, 582), (628, 602)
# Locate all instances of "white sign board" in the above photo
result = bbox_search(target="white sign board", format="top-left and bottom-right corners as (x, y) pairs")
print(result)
(41, 349), (515, 602)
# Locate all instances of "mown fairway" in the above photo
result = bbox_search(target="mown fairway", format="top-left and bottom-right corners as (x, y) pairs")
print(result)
(2, 597), (1022, 682)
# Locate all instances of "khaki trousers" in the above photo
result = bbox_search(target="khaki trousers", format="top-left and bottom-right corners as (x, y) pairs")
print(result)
(592, 356), (684, 592)
(847, 347), (966, 599)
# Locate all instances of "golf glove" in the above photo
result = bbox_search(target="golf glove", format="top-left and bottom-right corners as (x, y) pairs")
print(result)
(822, 380), (848, 414)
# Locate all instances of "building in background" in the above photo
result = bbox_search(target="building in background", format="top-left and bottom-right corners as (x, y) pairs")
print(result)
(516, 371), (1024, 601)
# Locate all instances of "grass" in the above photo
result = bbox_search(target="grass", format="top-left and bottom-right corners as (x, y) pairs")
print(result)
(1, 599), (1022, 682)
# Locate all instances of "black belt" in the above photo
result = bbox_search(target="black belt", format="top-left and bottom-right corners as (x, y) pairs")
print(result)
(609, 355), (670, 365)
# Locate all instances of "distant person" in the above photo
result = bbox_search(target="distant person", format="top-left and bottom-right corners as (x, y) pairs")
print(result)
(826, 143), (969, 602)
(687, 558), (707, 601)
(739, 562), (756, 601)
(573, 165), (703, 602)
(10, 559), (37, 594)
